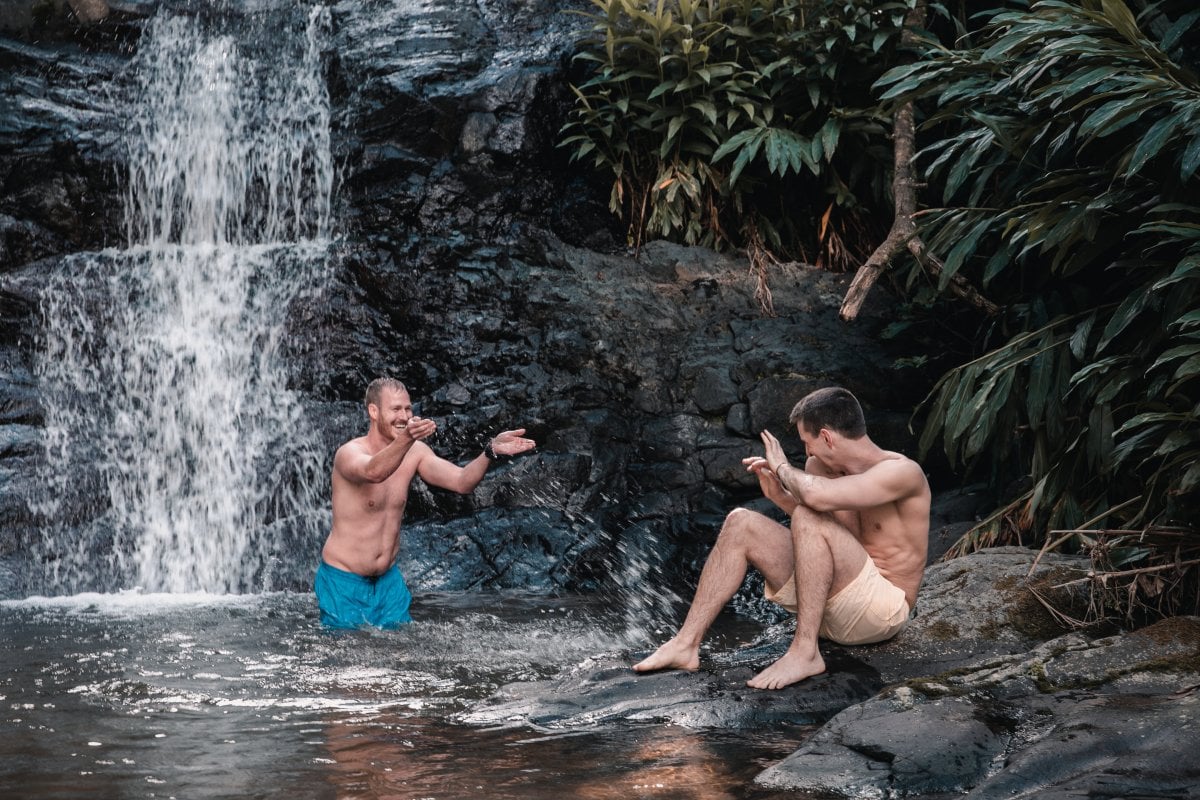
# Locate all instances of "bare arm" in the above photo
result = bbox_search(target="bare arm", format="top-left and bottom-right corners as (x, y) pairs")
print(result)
(335, 427), (421, 484)
(415, 428), (536, 494)
(760, 429), (925, 512)
(779, 459), (925, 511)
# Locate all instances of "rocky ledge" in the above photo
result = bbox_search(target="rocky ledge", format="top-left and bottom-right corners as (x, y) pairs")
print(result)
(460, 547), (1200, 798)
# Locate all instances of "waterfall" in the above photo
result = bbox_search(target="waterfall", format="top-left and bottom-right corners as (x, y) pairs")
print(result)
(31, 6), (334, 596)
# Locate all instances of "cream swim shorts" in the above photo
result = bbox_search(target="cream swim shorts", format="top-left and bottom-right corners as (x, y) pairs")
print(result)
(765, 557), (911, 645)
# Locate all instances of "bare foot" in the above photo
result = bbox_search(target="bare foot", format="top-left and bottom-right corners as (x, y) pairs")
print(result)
(746, 649), (826, 690)
(632, 637), (700, 673)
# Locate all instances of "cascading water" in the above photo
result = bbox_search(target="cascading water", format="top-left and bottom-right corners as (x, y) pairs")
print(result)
(30, 6), (333, 596)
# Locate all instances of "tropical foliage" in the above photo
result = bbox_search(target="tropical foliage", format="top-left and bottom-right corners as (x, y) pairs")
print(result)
(884, 0), (1200, 622)
(559, 0), (915, 269)
(561, 0), (1200, 623)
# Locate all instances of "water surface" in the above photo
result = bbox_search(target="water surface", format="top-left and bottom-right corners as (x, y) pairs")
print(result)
(1, 590), (808, 799)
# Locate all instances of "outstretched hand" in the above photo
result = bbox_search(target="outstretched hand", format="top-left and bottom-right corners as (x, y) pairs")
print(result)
(490, 428), (536, 457)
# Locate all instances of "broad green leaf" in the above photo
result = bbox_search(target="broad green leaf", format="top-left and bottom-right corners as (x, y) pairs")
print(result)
(1152, 430), (1195, 459)
(1100, 0), (1144, 47)
(1151, 344), (1200, 369)
(1078, 96), (1151, 141)
(667, 114), (687, 144)
(1172, 310), (1200, 331)
(1162, 10), (1200, 52)
(689, 99), (717, 126)
(1069, 312), (1098, 361)
(819, 117), (841, 162)
(940, 218), (991, 286)
(1177, 461), (1200, 493)
(1171, 354), (1200, 382)
(712, 127), (760, 162)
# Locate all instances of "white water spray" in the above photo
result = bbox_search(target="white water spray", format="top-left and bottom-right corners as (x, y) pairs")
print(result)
(33, 7), (333, 595)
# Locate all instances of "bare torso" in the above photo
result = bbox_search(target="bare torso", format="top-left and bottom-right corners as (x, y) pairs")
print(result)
(321, 437), (426, 576)
(818, 451), (930, 607)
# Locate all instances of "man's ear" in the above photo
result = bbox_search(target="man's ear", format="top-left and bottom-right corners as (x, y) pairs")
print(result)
(367, 403), (379, 422)
(821, 428), (835, 448)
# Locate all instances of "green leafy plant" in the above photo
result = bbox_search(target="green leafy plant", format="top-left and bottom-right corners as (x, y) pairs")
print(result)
(560, 0), (914, 269)
(878, 0), (1200, 622)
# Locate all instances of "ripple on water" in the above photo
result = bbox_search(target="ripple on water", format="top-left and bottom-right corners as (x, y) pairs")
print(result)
(1, 589), (804, 800)
(1, 590), (646, 715)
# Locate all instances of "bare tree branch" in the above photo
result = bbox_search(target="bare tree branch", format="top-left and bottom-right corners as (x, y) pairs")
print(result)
(839, 0), (998, 322)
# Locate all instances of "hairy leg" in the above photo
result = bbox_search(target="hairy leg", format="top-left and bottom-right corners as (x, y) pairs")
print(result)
(747, 506), (868, 690)
(633, 508), (793, 673)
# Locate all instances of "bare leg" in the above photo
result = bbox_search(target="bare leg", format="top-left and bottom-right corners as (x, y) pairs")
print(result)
(633, 508), (793, 673)
(747, 506), (867, 690)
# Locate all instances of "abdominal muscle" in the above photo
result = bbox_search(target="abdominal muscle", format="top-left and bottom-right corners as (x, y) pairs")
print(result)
(322, 477), (408, 576)
(853, 504), (928, 608)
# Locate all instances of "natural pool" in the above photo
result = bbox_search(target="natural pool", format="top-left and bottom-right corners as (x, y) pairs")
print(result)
(1, 590), (811, 799)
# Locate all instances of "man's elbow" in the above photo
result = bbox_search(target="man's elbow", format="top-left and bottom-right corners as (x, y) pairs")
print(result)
(797, 493), (838, 513)
(359, 468), (391, 484)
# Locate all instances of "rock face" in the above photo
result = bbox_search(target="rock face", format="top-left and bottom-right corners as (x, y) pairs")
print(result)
(757, 616), (1200, 798)
(0, 0), (935, 594)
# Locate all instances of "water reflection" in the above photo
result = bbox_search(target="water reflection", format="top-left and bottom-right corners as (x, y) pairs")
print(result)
(318, 714), (800, 800)
(0, 591), (805, 799)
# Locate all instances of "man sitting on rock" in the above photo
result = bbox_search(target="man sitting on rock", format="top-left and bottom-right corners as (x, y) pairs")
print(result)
(316, 377), (536, 628)
(633, 386), (930, 689)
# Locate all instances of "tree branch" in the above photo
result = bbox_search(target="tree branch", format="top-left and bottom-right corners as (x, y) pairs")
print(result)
(839, 95), (917, 322)
(839, 0), (998, 322)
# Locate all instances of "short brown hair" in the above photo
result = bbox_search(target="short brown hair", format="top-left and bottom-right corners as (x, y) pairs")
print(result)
(788, 387), (866, 439)
(364, 377), (408, 410)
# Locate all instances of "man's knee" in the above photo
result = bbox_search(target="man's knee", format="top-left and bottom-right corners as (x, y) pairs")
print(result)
(719, 507), (770, 545)
(790, 504), (838, 539)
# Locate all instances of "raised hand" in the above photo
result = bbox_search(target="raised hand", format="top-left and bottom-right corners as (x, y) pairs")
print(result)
(759, 429), (790, 475)
(743, 454), (797, 514)
(490, 428), (536, 457)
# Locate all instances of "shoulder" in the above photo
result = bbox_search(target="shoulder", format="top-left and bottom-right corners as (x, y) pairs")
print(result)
(335, 436), (364, 456)
(407, 440), (435, 461)
(333, 436), (372, 468)
(335, 436), (369, 457)
(872, 452), (929, 491)
(803, 455), (838, 478)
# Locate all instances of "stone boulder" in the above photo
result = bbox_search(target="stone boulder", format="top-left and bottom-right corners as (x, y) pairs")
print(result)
(459, 547), (1200, 798)
(757, 617), (1200, 798)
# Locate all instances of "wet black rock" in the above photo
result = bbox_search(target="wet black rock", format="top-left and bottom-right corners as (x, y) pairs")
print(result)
(1, 0), (936, 598)
(462, 548), (1200, 798)
(757, 617), (1200, 798)
(459, 548), (1092, 728)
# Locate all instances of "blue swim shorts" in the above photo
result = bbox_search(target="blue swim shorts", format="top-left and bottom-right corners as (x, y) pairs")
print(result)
(314, 561), (413, 629)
